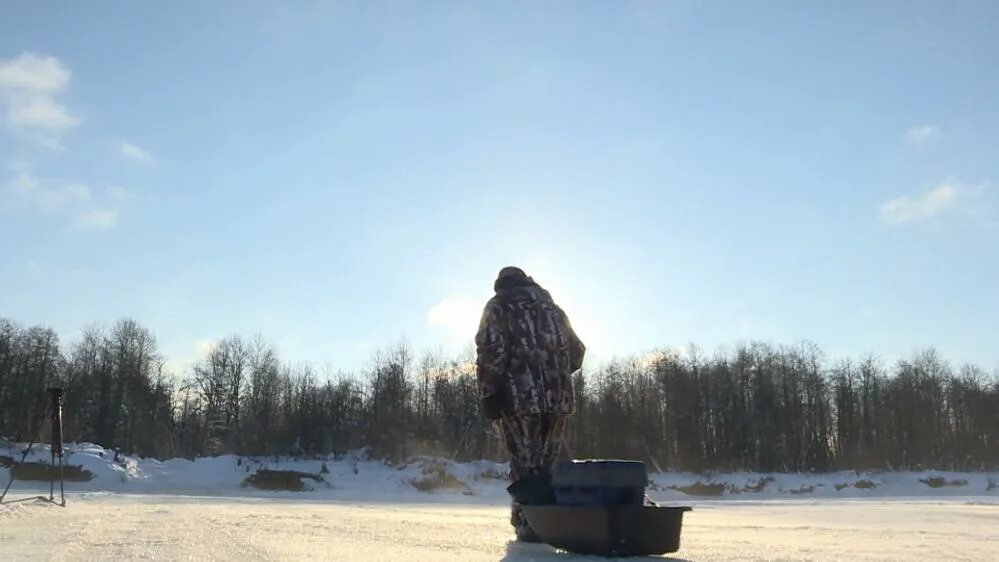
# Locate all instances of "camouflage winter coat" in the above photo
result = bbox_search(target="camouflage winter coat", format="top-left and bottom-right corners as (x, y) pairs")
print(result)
(475, 273), (585, 416)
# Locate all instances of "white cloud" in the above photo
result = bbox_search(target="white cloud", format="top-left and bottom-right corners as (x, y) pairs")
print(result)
(162, 340), (220, 377)
(196, 339), (218, 355)
(107, 185), (135, 200)
(75, 209), (117, 230)
(880, 182), (983, 225)
(906, 125), (940, 145)
(8, 160), (39, 193)
(25, 260), (42, 273)
(427, 296), (482, 341)
(0, 53), (69, 92)
(4, 161), (134, 230)
(36, 182), (90, 212)
(0, 56), (137, 231)
(118, 142), (152, 162)
(0, 53), (79, 146)
(8, 96), (79, 130)
(5, 161), (91, 212)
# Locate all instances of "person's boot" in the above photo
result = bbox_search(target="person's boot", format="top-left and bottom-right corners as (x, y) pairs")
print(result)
(510, 503), (543, 543)
(507, 471), (553, 543)
(506, 472), (555, 505)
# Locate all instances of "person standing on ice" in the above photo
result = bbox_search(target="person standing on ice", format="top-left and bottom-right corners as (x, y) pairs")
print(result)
(475, 266), (585, 542)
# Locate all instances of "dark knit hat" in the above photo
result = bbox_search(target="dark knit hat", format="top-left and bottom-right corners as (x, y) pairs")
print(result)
(494, 266), (533, 292)
(497, 266), (527, 280)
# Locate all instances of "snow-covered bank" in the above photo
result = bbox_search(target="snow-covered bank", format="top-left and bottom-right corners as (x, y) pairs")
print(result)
(1, 441), (513, 503)
(2, 441), (997, 502)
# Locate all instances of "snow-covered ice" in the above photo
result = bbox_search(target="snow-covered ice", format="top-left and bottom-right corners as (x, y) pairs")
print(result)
(2, 493), (997, 560)
(2, 443), (998, 560)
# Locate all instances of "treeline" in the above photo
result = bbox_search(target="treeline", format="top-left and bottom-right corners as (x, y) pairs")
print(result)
(570, 343), (998, 472)
(1, 317), (997, 472)
(0, 319), (174, 457)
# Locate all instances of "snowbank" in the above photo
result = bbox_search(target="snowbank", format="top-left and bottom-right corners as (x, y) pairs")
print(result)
(0, 441), (511, 503)
(2, 441), (996, 502)
(648, 470), (998, 500)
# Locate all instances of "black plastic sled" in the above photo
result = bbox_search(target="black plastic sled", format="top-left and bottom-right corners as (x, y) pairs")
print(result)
(512, 460), (691, 556)
(520, 504), (691, 556)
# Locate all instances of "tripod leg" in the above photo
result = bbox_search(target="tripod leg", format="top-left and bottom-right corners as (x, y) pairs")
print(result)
(0, 465), (15, 504)
(50, 448), (55, 502)
(1, 398), (53, 506)
(58, 452), (65, 507)
(47, 387), (66, 507)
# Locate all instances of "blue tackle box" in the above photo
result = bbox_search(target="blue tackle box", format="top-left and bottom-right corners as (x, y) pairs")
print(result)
(552, 460), (648, 506)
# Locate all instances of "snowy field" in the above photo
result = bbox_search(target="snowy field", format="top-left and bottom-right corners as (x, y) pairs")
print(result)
(2, 443), (998, 560)
(2, 493), (997, 560)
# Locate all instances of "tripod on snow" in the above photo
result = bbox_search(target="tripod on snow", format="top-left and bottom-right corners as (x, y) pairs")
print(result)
(0, 388), (68, 507)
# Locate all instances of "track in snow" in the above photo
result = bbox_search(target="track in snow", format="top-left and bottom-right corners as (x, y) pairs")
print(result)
(1, 494), (997, 560)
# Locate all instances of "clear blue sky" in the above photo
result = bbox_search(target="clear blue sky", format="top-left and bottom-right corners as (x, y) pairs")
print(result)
(1, 1), (997, 375)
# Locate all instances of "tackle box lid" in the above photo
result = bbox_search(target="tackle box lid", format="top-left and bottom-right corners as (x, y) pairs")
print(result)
(553, 459), (648, 488)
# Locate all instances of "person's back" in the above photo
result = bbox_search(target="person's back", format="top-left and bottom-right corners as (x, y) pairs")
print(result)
(475, 266), (585, 541)
(478, 271), (584, 417)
